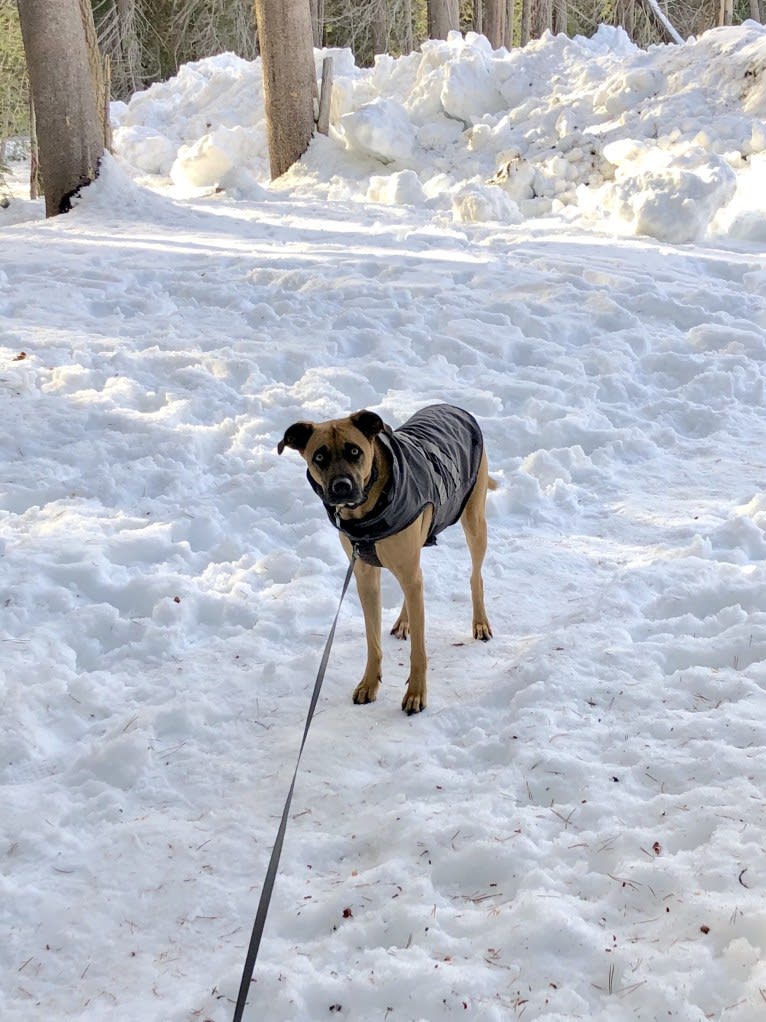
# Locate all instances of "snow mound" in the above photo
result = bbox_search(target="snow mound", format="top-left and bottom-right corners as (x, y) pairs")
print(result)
(111, 23), (766, 241)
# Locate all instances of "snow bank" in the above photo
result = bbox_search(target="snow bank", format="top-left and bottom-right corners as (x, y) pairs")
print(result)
(108, 23), (766, 242)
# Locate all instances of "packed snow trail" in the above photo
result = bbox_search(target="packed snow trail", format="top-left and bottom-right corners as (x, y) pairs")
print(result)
(3, 179), (766, 1020)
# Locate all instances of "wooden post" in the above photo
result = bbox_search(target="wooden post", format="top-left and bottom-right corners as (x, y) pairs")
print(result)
(29, 93), (40, 200)
(317, 56), (333, 136)
(103, 53), (113, 151)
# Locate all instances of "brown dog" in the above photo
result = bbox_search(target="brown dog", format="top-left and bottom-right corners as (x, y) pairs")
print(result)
(278, 404), (493, 713)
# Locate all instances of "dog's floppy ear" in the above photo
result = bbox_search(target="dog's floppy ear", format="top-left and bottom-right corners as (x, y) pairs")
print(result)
(350, 409), (384, 439)
(278, 421), (314, 455)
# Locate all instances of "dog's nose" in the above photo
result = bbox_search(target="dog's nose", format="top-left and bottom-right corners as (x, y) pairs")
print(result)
(329, 476), (354, 502)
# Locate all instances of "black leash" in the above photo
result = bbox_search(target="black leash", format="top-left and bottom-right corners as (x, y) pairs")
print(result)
(232, 551), (357, 1022)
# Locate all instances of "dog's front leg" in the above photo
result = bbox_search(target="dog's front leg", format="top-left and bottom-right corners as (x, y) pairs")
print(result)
(341, 538), (383, 704)
(378, 516), (431, 714)
(396, 566), (427, 714)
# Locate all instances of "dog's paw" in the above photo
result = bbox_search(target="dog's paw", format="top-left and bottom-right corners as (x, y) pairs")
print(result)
(353, 676), (381, 705)
(390, 617), (410, 640)
(402, 684), (427, 715)
(473, 620), (493, 641)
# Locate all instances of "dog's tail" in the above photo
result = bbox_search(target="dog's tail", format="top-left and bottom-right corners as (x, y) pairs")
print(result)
(488, 476), (499, 492)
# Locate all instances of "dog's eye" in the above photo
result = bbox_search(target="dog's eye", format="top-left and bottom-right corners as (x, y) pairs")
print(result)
(313, 449), (328, 465)
(347, 446), (361, 460)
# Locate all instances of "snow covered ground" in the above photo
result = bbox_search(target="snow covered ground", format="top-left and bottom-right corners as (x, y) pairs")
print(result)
(3, 22), (766, 1022)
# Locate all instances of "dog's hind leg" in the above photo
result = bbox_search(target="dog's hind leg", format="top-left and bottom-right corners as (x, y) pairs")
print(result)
(460, 451), (493, 641)
(390, 599), (409, 640)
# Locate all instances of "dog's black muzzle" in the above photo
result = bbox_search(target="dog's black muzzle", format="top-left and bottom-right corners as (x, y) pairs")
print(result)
(327, 475), (358, 506)
(307, 463), (378, 513)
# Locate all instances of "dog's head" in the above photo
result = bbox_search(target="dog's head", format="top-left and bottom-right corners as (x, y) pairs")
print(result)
(278, 410), (384, 507)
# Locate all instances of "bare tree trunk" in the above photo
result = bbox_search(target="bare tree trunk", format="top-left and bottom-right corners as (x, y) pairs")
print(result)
(530, 0), (553, 37)
(552, 0), (567, 33)
(18, 0), (105, 217)
(618, 0), (636, 37)
(254, 0), (317, 180)
(371, 0), (387, 54)
(504, 0), (513, 45)
(484, 0), (506, 46)
(520, 0), (531, 44)
(749, 0), (761, 20)
(310, 0), (325, 46)
(79, 0), (111, 151)
(402, 0), (414, 51)
(474, 0), (483, 34)
(719, 0), (734, 24)
(429, 0), (460, 38)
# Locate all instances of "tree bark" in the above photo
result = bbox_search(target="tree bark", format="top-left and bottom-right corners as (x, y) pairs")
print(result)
(309, 0), (324, 46)
(719, 0), (734, 24)
(371, 0), (388, 54)
(552, 0), (567, 33)
(617, 0), (636, 38)
(429, 0), (460, 38)
(530, 0), (553, 38)
(520, 0), (531, 44)
(18, 0), (105, 217)
(484, 0), (506, 47)
(474, 0), (483, 35)
(254, 0), (317, 180)
(402, 0), (414, 51)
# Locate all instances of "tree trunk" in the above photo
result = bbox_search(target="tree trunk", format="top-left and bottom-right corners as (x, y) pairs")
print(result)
(520, 0), (531, 44)
(719, 0), (734, 24)
(402, 0), (414, 51)
(254, 0), (317, 180)
(371, 0), (388, 54)
(474, 0), (483, 35)
(484, 0), (506, 47)
(750, 0), (761, 22)
(552, 0), (567, 33)
(309, 0), (324, 46)
(18, 0), (105, 217)
(530, 0), (553, 38)
(429, 0), (460, 38)
(617, 0), (636, 38)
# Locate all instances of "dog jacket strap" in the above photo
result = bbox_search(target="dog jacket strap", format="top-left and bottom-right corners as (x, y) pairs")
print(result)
(353, 540), (383, 567)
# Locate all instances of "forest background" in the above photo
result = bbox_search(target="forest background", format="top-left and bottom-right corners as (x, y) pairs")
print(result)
(0, 0), (759, 170)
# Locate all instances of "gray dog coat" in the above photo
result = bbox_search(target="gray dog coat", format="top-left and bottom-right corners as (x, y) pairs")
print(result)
(318, 404), (484, 567)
